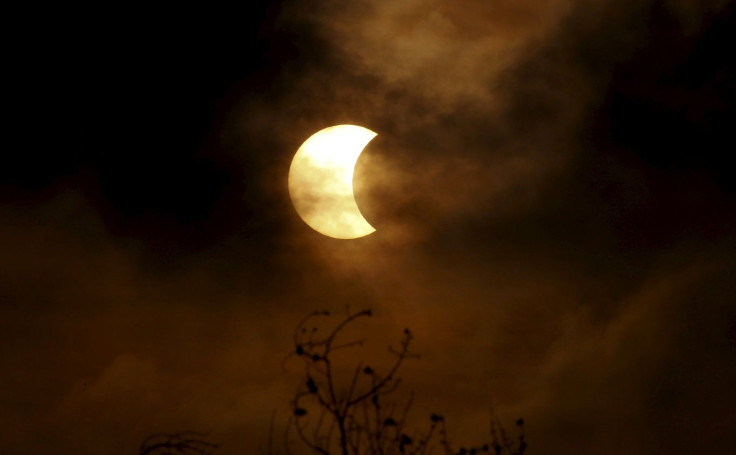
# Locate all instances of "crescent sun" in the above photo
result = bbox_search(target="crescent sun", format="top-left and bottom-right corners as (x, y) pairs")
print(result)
(288, 125), (377, 239)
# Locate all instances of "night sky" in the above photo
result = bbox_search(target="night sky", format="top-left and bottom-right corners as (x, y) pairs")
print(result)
(2, 1), (735, 454)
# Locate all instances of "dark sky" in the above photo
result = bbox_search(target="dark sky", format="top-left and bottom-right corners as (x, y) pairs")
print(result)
(2, 1), (735, 454)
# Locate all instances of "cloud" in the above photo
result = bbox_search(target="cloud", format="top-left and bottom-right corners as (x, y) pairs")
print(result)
(1, 1), (734, 454)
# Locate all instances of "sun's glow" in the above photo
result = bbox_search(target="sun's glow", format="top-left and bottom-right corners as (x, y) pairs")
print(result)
(289, 125), (377, 239)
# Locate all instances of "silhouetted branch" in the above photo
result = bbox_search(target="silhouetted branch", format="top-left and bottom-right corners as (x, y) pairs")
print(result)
(275, 308), (527, 455)
(139, 431), (218, 455)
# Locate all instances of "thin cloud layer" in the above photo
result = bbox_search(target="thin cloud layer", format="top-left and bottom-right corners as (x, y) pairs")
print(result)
(1, 1), (734, 454)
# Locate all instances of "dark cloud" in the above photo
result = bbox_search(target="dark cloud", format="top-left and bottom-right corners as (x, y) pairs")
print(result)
(1, 1), (735, 454)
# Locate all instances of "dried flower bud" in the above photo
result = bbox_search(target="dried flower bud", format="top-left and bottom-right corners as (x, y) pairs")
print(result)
(306, 377), (317, 393)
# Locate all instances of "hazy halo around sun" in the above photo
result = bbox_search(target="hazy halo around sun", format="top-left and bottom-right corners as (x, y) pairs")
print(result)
(288, 125), (377, 240)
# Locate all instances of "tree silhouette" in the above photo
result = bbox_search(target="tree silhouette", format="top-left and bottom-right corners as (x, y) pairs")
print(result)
(138, 309), (526, 455)
(139, 432), (219, 455)
(277, 308), (526, 455)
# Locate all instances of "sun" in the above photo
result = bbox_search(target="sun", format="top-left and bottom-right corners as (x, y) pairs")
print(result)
(288, 125), (377, 239)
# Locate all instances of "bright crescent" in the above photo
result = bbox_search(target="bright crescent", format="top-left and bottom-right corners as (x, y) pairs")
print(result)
(288, 125), (377, 239)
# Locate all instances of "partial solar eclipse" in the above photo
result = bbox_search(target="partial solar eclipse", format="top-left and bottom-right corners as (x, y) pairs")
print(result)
(288, 125), (377, 239)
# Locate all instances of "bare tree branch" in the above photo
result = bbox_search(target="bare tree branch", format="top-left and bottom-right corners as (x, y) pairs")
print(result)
(139, 432), (218, 455)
